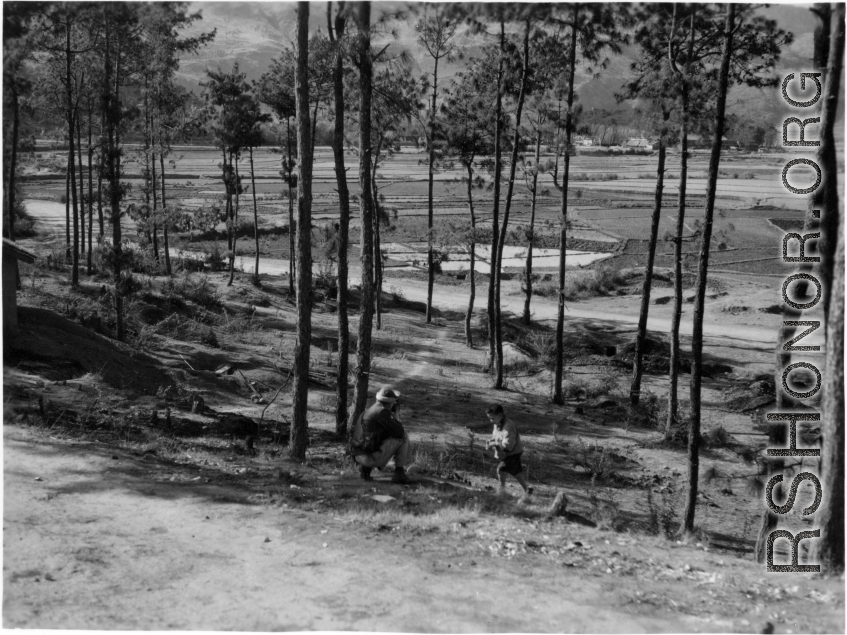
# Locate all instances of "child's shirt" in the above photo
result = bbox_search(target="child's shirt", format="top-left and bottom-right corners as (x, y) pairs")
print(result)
(490, 418), (523, 459)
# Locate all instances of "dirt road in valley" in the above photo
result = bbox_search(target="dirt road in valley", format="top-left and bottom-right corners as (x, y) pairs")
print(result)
(22, 198), (775, 348)
(4, 426), (680, 632)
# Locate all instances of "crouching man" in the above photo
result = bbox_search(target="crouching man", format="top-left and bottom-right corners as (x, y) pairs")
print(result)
(351, 387), (411, 484)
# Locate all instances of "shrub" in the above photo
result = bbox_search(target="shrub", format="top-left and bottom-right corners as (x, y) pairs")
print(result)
(48, 245), (67, 269)
(628, 391), (666, 429)
(562, 377), (590, 400)
(431, 249), (444, 274)
(206, 244), (226, 271)
(92, 243), (112, 277)
(646, 487), (678, 538)
(562, 371), (618, 400)
(122, 244), (165, 276)
(152, 314), (219, 347)
(523, 330), (556, 366)
(193, 202), (224, 234)
(531, 280), (560, 298)
(201, 326), (219, 348)
(563, 265), (628, 300)
(64, 292), (114, 335)
(161, 274), (222, 310)
(573, 438), (617, 482)
(12, 198), (37, 238)
(236, 216), (254, 235)
(314, 267), (338, 296)
(217, 310), (262, 341)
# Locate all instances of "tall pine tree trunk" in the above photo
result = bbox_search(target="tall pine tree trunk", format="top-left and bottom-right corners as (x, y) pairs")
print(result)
(97, 150), (103, 241)
(87, 108), (93, 274)
(523, 133), (542, 325)
(682, 3), (735, 534)
(553, 5), (579, 405)
(234, 152), (240, 226)
(224, 149), (233, 252)
(66, 20), (80, 287)
(630, 110), (669, 406)
(290, 0), (314, 460)
(228, 151), (239, 286)
(250, 147), (260, 284)
(151, 146), (159, 265)
(372, 144), (383, 330)
(667, 14), (696, 435)
(329, 1), (351, 437)
(811, 2), (844, 574)
(487, 16), (505, 371)
(287, 117), (295, 294)
(160, 153), (171, 276)
(350, 0), (376, 430)
(465, 162), (476, 347)
(66, 151), (71, 260)
(817, 202), (844, 574)
(754, 4), (841, 560)
(97, 94), (104, 242)
(70, 120), (79, 286)
(6, 82), (19, 240)
(76, 113), (85, 261)
(425, 54), (439, 324)
(310, 98), (319, 164)
(667, 119), (688, 435)
(493, 20), (531, 388)
(103, 7), (124, 341)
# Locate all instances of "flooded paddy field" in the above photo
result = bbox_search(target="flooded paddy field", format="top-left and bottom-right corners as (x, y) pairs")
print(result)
(19, 145), (810, 278)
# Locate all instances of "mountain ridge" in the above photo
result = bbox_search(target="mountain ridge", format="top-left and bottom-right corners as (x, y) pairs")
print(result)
(178, 2), (818, 120)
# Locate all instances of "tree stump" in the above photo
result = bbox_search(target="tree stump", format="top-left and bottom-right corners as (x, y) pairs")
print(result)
(547, 490), (569, 518)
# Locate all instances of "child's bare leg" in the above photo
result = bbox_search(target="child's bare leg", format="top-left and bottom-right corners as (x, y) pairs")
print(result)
(497, 471), (508, 494)
(515, 473), (530, 493)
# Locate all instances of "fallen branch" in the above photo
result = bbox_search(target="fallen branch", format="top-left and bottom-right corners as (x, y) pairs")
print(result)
(260, 369), (293, 423)
(179, 354), (195, 371)
(237, 369), (262, 399)
(272, 360), (336, 388)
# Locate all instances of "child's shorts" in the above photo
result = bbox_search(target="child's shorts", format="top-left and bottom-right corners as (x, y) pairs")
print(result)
(497, 453), (523, 476)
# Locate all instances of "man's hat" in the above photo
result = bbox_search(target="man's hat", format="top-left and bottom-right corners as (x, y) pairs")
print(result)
(376, 386), (400, 404)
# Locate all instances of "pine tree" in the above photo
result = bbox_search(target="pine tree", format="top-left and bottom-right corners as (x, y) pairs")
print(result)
(327, 0), (352, 437)
(442, 61), (496, 346)
(416, 7), (458, 324)
(349, 0), (377, 433)
(551, 3), (630, 405)
(289, 0), (314, 461)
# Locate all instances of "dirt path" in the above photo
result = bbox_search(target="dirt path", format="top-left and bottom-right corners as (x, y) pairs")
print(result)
(389, 277), (776, 345)
(5, 425), (686, 632)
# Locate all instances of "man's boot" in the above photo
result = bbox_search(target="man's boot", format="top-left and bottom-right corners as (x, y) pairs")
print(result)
(359, 465), (373, 481)
(391, 467), (410, 484)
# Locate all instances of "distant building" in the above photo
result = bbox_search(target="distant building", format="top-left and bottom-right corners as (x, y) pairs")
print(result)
(573, 135), (595, 147)
(624, 137), (652, 149)
(683, 133), (729, 150)
(3, 238), (36, 335)
(398, 135), (418, 147)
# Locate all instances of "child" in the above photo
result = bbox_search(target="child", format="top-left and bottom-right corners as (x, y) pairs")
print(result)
(485, 404), (532, 501)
